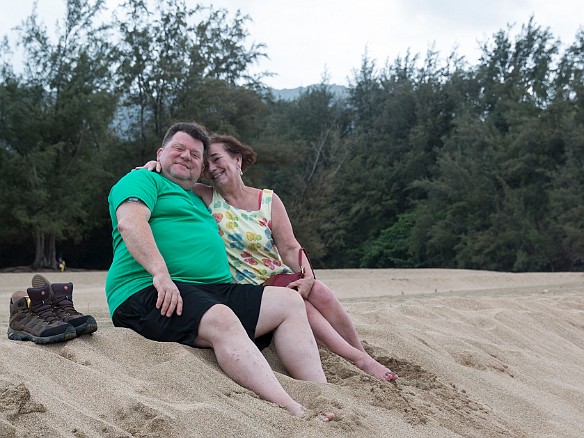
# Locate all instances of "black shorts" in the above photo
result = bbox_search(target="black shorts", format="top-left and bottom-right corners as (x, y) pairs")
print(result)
(112, 282), (273, 350)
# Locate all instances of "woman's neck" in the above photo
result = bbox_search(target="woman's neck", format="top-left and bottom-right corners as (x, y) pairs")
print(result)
(215, 180), (257, 210)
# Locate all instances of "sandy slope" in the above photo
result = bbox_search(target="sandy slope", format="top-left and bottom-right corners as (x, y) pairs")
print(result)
(1, 269), (583, 437)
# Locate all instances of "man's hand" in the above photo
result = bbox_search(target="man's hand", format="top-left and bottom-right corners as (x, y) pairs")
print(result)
(153, 274), (183, 317)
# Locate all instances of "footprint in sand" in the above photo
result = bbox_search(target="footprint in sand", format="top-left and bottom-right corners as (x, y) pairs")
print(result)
(0, 380), (46, 421)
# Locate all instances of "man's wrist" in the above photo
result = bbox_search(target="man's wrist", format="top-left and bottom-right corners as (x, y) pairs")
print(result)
(152, 270), (171, 279)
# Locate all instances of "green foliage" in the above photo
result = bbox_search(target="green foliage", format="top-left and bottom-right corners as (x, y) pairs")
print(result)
(1, 10), (583, 272)
(114, 0), (269, 161)
(0, 0), (117, 268)
(406, 20), (569, 271)
(361, 212), (417, 268)
(254, 83), (353, 261)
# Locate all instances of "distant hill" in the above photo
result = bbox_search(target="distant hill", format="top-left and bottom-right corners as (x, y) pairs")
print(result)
(270, 84), (349, 101)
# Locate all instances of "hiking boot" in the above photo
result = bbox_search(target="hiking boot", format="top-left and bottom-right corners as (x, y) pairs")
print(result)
(7, 287), (77, 344)
(31, 274), (98, 336)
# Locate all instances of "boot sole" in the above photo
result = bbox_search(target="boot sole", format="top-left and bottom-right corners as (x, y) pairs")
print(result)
(31, 273), (51, 289)
(7, 326), (77, 344)
(74, 319), (98, 336)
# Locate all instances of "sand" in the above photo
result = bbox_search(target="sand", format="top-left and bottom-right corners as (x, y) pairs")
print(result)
(1, 269), (583, 437)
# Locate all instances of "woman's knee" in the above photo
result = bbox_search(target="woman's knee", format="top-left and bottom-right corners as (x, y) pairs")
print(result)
(304, 299), (318, 316)
(310, 281), (336, 306)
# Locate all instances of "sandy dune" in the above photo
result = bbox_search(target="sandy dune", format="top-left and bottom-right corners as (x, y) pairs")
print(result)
(1, 269), (583, 437)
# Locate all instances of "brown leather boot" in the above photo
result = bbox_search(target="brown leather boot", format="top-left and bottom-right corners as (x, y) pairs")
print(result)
(31, 274), (98, 336)
(7, 286), (76, 344)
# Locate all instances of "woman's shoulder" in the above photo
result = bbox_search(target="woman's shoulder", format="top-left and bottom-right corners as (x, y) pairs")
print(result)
(267, 189), (284, 204)
(259, 188), (275, 205)
(193, 183), (213, 205)
(268, 190), (289, 215)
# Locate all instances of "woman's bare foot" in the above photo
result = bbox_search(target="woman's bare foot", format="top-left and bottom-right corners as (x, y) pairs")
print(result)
(317, 412), (335, 422)
(355, 354), (398, 381)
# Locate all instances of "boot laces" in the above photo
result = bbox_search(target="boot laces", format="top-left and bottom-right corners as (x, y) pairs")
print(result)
(29, 300), (59, 323)
(54, 295), (80, 315)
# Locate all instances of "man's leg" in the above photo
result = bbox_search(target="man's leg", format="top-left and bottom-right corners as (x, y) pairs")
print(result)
(194, 303), (306, 416)
(255, 286), (327, 383)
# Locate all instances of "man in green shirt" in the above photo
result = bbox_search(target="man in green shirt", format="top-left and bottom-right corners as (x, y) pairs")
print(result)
(106, 122), (331, 419)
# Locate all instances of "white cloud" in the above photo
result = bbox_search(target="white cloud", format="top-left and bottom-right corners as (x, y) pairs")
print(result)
(1, 0), (582, 89)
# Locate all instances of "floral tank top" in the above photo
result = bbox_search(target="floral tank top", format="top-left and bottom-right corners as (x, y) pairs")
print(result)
(209, 189), (293, 285)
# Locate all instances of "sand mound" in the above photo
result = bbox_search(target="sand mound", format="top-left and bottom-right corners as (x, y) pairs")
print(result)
(1, 269), (583, 437)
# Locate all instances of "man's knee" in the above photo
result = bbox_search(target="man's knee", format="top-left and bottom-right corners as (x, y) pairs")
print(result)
(258, 287), (306, 332)
(197, 304), (243, 344)
(256, 287), (308, 337)
(267, 286), (304, 310)
(279, 289), (309, 322)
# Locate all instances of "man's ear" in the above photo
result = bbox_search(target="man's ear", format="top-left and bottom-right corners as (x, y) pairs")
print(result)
(156, 147), (163, 160)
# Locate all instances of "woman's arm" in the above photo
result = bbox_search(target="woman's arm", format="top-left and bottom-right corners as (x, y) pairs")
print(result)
(271, 192), (315, 296)
(193, 183), (213, 206)
(135, 160), (160, 172)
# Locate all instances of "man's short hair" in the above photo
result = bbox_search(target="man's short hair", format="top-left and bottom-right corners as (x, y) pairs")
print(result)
(162, 122), (210, 150)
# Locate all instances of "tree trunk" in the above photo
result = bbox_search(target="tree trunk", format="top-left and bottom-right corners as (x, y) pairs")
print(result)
(32, 228), (58, 270)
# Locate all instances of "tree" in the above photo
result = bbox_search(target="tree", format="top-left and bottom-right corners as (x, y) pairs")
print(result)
(253, 81), (352, 262)
(0, 0), (117, 269)
(410, 19), (565, 271)
(547, 30), (584, 269)
(320, 50), (469, 267)
(114, 0), (268, 163)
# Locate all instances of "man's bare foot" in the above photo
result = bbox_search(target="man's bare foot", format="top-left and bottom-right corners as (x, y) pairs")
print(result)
(284, 401), (306, 417)
(355, 354), (398, 382)
(284, 402), (335, 422)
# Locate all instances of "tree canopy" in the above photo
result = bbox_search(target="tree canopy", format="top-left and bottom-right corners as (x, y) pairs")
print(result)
(1, 4), (582, 272)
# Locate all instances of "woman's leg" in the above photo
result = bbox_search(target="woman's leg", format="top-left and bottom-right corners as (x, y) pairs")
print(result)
(304, 300), (398, 381)
(307, 280), (365, 352)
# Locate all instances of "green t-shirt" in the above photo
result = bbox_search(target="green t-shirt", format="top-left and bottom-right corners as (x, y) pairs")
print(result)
(105, 169), (232, 316)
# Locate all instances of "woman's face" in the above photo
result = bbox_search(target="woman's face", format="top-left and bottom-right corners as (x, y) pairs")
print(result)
(204, 142), (241, 186)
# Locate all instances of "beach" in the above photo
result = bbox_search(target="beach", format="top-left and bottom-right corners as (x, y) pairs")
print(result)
(1, 269), (583, 437)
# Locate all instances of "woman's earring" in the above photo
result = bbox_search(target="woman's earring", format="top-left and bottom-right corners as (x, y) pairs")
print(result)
(239, 168), (243, 176)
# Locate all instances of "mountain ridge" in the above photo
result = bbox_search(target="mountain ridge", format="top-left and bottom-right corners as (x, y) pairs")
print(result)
(270, 84), (349, 101)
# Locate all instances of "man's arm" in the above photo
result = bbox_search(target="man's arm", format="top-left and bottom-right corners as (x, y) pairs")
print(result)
(116, 200), (183, 317)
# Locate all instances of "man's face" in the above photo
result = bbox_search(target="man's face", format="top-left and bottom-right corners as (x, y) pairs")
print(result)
(156, 131), (205, 188)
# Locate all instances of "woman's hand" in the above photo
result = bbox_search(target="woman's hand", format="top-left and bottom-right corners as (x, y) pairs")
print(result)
(134, 160), (161, 172)
(289, 276), (315, 299)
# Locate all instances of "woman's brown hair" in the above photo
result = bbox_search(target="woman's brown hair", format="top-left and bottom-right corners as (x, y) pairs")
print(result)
(209, 134), (257, 172)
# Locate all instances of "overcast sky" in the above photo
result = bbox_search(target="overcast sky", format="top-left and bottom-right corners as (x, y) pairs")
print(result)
(1, 0), (582, 89)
